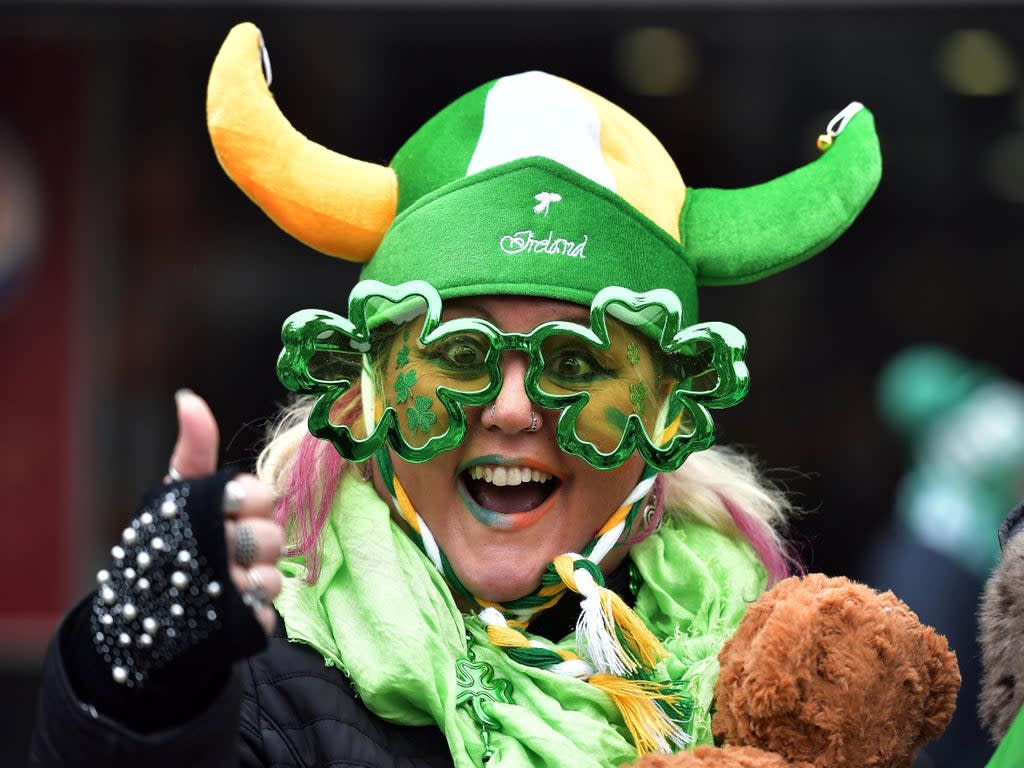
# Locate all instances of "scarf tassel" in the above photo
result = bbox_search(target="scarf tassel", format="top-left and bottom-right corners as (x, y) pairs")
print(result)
(588, 674), (692, 755)
(559, 556), (667, 676)
(607, 589), (666, 671)
(577, 584), (631, 675)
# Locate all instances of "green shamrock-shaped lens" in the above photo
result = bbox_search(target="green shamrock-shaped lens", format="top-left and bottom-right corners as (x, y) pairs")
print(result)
(278, 280), (492, 463)
(521, 287), (749, 470)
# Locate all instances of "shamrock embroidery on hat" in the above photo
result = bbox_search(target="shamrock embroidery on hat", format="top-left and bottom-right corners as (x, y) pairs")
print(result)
(533, 191), (562, 215)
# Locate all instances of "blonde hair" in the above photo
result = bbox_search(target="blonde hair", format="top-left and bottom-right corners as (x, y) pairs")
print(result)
(258, 391), (797, 583)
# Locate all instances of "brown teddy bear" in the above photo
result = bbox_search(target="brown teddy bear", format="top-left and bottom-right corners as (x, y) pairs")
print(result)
(632, 573), (960, 768)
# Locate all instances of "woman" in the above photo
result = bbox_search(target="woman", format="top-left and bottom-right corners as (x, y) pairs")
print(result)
(30, 22), (881, 768)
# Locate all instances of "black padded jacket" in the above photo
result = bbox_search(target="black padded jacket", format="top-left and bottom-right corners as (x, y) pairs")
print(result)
(30, 611), (456, 768)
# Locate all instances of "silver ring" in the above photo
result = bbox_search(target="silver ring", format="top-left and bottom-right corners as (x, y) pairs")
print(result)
(164, 465), (184, 485)
(241, 567), (269, 610)
(487, 402), (496, 418)
(242, 591), (268, 610)
(246, 566), (264, 591)
(222, 480), (246, 515)
(233, 521), (258, 567)
(525, 411), (539, 433)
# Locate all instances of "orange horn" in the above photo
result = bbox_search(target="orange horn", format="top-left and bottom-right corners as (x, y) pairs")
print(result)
(207, 22), (397, 263)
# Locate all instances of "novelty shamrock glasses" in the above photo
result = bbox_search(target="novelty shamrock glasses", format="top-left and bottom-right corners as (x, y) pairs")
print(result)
(278, 280), (750, 472)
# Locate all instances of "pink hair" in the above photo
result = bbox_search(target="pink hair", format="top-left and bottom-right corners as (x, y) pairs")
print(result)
(717, 492), (801, 586)
(274, 390), (359, 582)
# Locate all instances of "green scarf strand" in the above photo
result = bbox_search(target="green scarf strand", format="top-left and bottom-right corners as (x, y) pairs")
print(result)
(276, 472), (766, 767)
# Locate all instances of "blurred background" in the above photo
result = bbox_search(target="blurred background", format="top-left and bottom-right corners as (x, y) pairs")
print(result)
(2, 1), (1023, 765)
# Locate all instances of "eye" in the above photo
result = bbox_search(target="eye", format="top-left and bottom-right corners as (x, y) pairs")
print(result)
(545, 348), (608, 385)
(433, 335), (488, 371)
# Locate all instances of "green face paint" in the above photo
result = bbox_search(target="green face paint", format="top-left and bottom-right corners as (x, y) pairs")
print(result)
(395, 369), (417, 404)
(395, 344), (410, 368)
(630, 381), (649, 417)
(627, 342), (641, 367)
(604, 406), (629, 432)
(277, 280), (750, 470)
(407, 394), (437, 435)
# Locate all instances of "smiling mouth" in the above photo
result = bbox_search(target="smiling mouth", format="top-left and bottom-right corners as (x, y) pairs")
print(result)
(461, 465), (560, 514)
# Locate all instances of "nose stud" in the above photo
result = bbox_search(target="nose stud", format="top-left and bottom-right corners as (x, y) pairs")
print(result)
(486, 402), (540, 433)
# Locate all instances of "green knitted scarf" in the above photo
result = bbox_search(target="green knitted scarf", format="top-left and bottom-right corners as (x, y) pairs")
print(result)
(275, 472), (766, 768)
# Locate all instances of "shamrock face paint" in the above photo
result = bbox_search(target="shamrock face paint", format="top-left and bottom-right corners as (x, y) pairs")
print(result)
(278, 280), (750, 471)
(376, 318), (455, 447)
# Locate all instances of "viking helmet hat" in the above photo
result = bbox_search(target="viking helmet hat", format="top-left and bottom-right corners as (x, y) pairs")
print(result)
(207, 22), (882, 327)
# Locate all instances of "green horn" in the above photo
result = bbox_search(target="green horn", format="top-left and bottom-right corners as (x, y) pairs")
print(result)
(681, 104), (881, 286)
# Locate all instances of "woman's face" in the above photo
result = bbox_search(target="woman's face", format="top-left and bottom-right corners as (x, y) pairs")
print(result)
(373, 295), (651, 605)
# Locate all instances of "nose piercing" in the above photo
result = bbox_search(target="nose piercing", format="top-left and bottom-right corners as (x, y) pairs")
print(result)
(487, 402), (539, 432)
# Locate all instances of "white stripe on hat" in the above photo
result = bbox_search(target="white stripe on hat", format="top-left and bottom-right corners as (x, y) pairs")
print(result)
(466, 71), (617, 191)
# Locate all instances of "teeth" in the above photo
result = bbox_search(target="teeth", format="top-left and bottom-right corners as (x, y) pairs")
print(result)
(468, 465), (553, 486)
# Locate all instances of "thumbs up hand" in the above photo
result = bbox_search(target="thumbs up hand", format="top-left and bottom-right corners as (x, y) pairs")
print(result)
(167, 390), (284, 635)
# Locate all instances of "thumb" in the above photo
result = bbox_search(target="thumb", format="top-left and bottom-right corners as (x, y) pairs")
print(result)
(168, 389), (220, 478)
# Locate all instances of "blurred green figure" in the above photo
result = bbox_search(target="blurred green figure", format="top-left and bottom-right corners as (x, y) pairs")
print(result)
(864, 345), (1024, 767)
(879, 345), (1024, 578)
